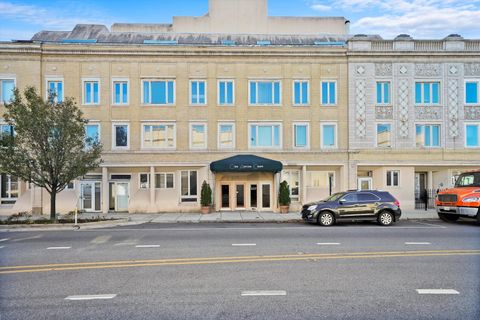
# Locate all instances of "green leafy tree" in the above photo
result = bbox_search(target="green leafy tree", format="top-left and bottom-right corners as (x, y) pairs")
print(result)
(200, 180), (212, 207)
(278, 180), (291, 206)
(0, 87), (102, 221)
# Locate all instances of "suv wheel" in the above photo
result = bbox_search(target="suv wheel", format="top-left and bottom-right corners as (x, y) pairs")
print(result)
(378, 211), (394, 226)
(438, 212), (459, 222)
(318, 211), (335, 226)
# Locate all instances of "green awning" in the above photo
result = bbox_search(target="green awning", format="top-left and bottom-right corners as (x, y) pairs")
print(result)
(210, 155), (283, 173)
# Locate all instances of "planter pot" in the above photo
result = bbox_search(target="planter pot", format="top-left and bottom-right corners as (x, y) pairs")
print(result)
(279, 205), (289, 214)
(201, 206), (211, 214)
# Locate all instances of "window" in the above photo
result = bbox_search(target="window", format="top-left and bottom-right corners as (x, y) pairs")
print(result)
(112, 80), (128, 105)
(357, 193), (381, 202)
(190, 80), (206, 105)
(293, 123), (309, 149)
(0, 124), (14, 138)
(415, 82), (440, 105)
(66, 181), (75, 190)
(218, 123), (235, 149)
(308, 171), (335, 188)
(249, 80), (281, 105)
(376, 124), (391, 148)
(465, 81), (479, 104)
(321, 123), (337, 149)
(84, 124), (100, 147)
(181, 170), (197, 202)
(112, 123), (129, 149)
(282, 170), (300, 201)
(83, 79), (99, 105)
(416, 124), (440, 147)
(376, 81), (390, 105)
(386, 170), (400, 187)
(341, 193), (357, 202)
(293, 80), (309, 105)
(142, 80), (175, 105)
(139, 173), (149, 189)
(142, 123), (175, 149)
(249, 123), (281, 149)
(190, 123), (207, 149)
(1, 174), (18, 202)
(155, 173), (174, 189)
(321, 81), (336, 105)
(218, 80), (234, 105)
(1, 79), (15, 103)
(465, 123), (479, 148)
(47, 80), (63, 103)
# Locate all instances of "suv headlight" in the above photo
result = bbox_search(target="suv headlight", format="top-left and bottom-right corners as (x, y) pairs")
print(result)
(308, 205), (317, 211)
(462, 197), (480, 203)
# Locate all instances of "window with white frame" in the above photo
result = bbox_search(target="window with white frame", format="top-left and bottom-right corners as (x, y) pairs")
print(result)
(465, 81), (479, 105)
(308, 171), (335, 188)
(218, 123), (235, 149)
(83, 79), (100, 105)
(181, 170), (197, 202)
(386, 170), (399, 187)
(190, 80), (207, 105)
(415, 82), (440, 105)
(218, 80), (234, 105)
(321, 81), (336, 105)
(1, 173), (18, 202)
(293, 80), (309, 106)
(293, 123), (309, 149)
(112, 123), (129, 149)
(190, 123), (207, 149)
(84, 124), (100, 147)
(282, 170), (300, 201)
(321, 123), (337, 149)
(47, 80), (63, 103)
(142, 123), (175, 149)
(376, 81), (390, 105)
(112, 80), (128, 105)
(142, 80), (175, 105)
(0, 79), (15, 103)
(376, 123), (391, 148)
(249, 123), (281, 148)
(249, 80), (281, 105)
(465, 123), (479, 148)
(139, 173), (149, 189)
(155, 173), (174, 189)
(416, 124), (440, 148)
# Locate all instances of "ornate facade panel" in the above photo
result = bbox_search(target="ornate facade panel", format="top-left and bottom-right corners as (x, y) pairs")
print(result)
(414, 63), (441, 77)
(415, 107), (443, 120)
(465, 106), (480, 120)
(375, 63), (392, 77)
(375, 106), (393, 120)
(447, 79), (460, 138)
(464, 63), (480, 76)
(398, 79), (409, 138)
(355, 79), (366, 138)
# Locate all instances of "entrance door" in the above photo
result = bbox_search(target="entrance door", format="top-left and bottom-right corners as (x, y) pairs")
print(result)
(115, 182), (129, 212)
(221, 184), (230, 208)
(261, 184), (271, 209)
(80, 182), (101, 212)
(415, 173), (427, 196)
(358, 177), (373, 190)
(250, 184), (257, 209)
(236, 184), (245, 209)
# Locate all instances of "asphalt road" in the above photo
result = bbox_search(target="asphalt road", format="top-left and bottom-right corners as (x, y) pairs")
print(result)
(0, 220), (479, 320)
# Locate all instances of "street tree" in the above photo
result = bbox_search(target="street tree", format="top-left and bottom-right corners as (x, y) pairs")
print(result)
(0, 87), (102, 221)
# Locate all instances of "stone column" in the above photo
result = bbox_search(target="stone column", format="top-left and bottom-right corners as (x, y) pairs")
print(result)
(348, 161), (358, 190)
(149, 166), (156, 212)
(102, 167), (109, 214)
(302, 165), (307, 204)
(427, 171), (433, 190)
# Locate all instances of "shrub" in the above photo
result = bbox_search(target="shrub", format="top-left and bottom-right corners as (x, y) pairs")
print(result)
(200, 180), (212, 207)
(279, 180), (291, 206)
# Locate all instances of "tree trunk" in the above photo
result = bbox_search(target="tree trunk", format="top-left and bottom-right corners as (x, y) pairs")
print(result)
(50, 191), (57, 221)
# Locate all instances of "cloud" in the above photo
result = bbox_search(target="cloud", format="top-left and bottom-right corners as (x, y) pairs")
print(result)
(310, 4), (331, 12)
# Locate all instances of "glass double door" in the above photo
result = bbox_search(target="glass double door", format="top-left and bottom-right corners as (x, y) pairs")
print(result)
(80, 182), (101, 212)
(109, 182), (129, 212)
(221, 182), (271, 210)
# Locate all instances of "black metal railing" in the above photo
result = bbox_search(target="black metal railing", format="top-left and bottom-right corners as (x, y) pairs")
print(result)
(414, 189), (438, 210)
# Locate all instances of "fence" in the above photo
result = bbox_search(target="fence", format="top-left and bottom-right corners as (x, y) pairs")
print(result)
(414, 189), (438, 210)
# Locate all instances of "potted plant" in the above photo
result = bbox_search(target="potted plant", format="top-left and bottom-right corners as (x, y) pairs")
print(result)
(278, 180), (291, 213)
(200, 180), (212, 214)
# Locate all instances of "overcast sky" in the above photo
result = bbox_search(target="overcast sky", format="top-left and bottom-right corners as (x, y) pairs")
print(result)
(1, 0), (479, 41)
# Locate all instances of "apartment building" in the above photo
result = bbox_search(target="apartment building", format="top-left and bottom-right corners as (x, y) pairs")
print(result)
(0, 0), (350, 214)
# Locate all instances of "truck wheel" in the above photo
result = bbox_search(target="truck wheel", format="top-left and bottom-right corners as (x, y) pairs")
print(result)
(438, 212), (459, 222)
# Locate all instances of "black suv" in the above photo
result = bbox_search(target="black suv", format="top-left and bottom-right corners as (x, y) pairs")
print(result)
(301, 190), (401, 226)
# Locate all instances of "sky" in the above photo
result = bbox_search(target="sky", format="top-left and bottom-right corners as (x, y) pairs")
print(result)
(1, 0), (479, 41)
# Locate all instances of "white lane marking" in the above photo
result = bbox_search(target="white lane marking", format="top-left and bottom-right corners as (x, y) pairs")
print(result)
(0, 246), (4, 249)
(47, 247), (71, 250)
(114, 242), (138, 246)
(241, 291), (287, 296)
(232, 243), (256, 246)
(413, 221), (447, 228)
(316, 243), (341, 245)
(0, 238), (9, 242)
(405, 242), (431, 245)
(416, 289), (459, 295)
(90, 235), (112, 244)
(135, 245), (160, 248)
(11, 235), (42, 242)
(65, 294), (117, 301)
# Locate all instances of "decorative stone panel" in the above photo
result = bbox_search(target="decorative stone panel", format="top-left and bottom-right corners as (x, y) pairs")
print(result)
(465, 106), (480, 120)
(398, 79), (409, 138)
(448, 65), (458, 75)
(355, 80), (366, 138)
(415, 63), (441, 77)
(415, 107), (443, 120)
(447, 79), (460, 137)
(376, 106), (393, 120)
(375, 63), (392, 77)
(356, 65), (366, 76)
(399, 65), (408, 75)
(464, 63), (480, 76)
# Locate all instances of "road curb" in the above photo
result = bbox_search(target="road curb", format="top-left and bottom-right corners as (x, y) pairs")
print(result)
(0, 218), (143, 232)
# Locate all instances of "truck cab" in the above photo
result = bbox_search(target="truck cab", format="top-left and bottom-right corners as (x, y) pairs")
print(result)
(435, 171), (480, 223)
